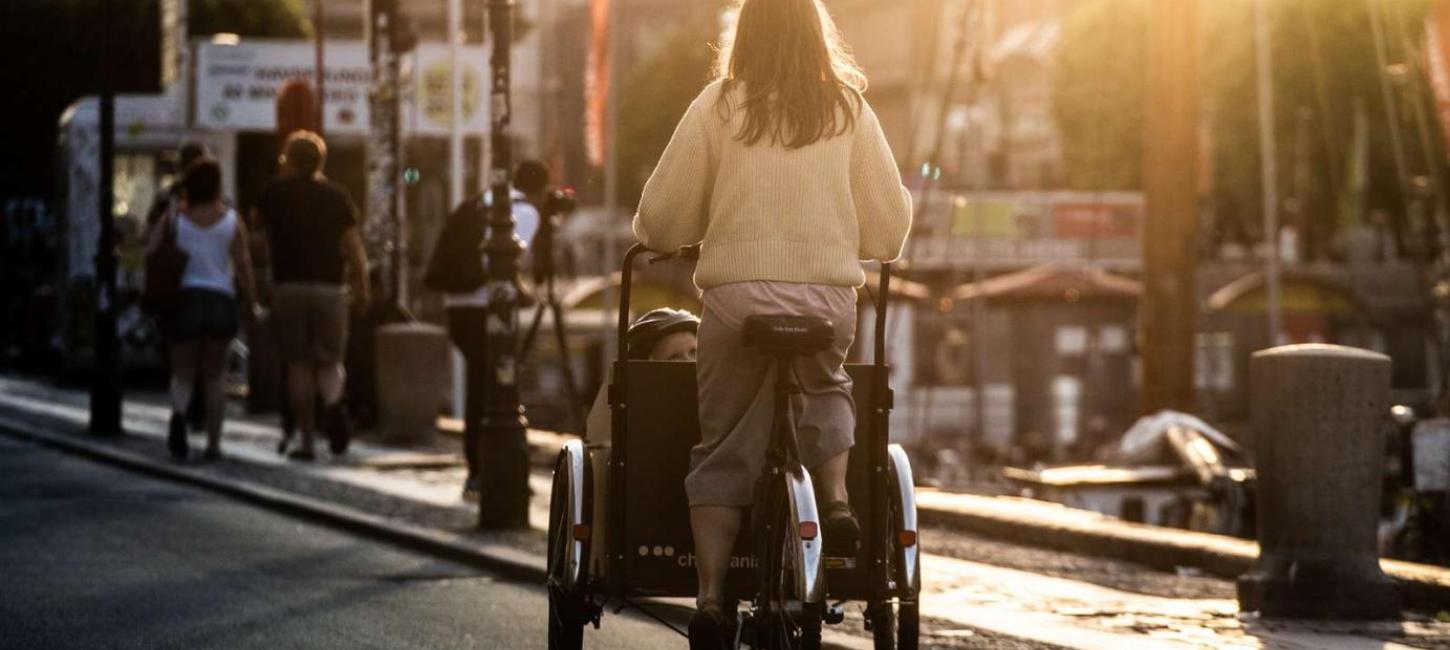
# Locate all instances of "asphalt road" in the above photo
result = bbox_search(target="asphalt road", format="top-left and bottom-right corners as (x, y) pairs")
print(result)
(0, 435), (680, 649)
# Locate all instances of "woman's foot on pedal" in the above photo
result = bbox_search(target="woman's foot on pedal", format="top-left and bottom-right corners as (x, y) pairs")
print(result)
(688, 601), (734, 650)
(822, 500), (860, 556)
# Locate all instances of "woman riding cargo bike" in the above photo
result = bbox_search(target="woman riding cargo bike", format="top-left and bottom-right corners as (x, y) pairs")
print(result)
(547, 0), (914, 647)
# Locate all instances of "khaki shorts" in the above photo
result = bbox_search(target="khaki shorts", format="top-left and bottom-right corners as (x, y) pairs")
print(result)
(272, 282), (348, 364)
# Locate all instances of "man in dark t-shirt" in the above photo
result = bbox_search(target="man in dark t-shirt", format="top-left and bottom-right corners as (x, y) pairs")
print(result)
(256, 131), (370, 461)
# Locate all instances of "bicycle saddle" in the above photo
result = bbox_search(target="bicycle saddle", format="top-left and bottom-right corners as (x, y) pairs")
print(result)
(743, 315), (835, 356)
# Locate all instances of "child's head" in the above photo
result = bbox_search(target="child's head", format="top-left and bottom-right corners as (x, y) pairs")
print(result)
(627, 308), (700, 361)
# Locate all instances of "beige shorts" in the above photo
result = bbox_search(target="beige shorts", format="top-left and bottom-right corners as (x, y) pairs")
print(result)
(272, 282), (348, 365)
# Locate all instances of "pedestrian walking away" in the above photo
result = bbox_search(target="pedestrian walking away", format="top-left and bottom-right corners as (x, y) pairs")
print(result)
(255, 130), (371, 463)
(145, 141), (213, 433)
(146, 158), (258, 462)
(425, 160), (548, 502)
(631, 0), (913, 645)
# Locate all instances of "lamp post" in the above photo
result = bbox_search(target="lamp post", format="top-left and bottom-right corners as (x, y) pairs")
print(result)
(91, 0), (122, 436)
(478, 0), (531, 529)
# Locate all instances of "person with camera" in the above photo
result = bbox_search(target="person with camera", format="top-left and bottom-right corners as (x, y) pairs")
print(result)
(425, 159), (564, 501)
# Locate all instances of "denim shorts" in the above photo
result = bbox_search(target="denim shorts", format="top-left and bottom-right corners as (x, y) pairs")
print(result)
(167, 288), (238, 342)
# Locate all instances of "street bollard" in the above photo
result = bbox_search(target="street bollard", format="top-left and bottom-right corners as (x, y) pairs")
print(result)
(1237, 344), (1401, 619)
(375, 322), (450, 445)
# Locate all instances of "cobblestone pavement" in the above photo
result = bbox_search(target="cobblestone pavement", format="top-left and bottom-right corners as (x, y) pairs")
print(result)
(4, 374), (1450, 649)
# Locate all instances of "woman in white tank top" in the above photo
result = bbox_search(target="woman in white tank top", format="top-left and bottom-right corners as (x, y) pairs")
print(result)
(148, 158), (257, 462)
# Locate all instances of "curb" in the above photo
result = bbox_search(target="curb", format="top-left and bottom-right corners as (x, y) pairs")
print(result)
(915, 489), (1450, 614)
(511, 425), (1450, 614)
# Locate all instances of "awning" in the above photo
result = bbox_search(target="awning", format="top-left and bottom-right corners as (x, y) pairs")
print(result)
(951, 263), (1142, 302)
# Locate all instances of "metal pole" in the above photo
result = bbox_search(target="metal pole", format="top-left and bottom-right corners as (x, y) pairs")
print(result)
(91, 0), (122, 436)
(1368, 0), (1415, 255)
(447, 0), (466, 424)
(315, 0), (326, 135)
(449, 0), (464, 209)
(600, 0), (621, 367)
(1140, 0), (1200, 414)
(1256, 0), (1283, 344)
(479, 0), (531, 530)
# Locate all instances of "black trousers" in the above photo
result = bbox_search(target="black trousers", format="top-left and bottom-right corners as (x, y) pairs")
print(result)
(447, 306), (489, 478)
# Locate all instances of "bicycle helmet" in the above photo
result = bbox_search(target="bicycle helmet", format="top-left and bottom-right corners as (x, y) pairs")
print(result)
(627, 308), (701, 360)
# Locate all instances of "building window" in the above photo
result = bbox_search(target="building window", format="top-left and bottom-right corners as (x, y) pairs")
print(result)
(1194, 332), (1235, 392)
(1056, 325), (1088, 357)
(1053, 375), (1081, 446)
(1099, 325), (1129, 354)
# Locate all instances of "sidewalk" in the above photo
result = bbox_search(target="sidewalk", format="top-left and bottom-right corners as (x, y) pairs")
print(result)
(3, 373), (1450, 649)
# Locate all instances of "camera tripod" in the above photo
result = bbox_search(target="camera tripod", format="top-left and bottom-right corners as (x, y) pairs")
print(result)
(519, 210), (585, 433)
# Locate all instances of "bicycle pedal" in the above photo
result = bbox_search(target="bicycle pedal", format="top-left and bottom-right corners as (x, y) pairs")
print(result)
(823, 556), (857, 570)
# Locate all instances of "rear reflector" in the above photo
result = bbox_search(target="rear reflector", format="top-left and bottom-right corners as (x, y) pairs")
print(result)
(573, 524), (592, 541)
(897, 530), (917, 547)
(799, 521), (819, 541)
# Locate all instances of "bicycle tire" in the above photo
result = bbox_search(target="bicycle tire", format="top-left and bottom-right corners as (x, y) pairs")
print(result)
(547, 454), (586, 650)
(757, 473), (822, 650)
(874, 452), (920, 650)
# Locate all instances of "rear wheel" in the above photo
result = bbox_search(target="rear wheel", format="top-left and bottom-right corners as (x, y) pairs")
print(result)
(547, 454), (586, 650)
(869, 602), (896, 650)
(751, 473), (822, 650)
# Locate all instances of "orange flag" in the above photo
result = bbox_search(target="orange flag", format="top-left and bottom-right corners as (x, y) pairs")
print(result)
(1427, 0), (1450, 151)
(586, 0), (611, 168)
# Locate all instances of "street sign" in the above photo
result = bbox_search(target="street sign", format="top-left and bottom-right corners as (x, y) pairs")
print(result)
(194, 39), (488, 137)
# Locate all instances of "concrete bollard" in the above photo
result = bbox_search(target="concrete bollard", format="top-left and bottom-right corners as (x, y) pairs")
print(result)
(375, 322), (451, 445)
(1237, 344), (1401, 619)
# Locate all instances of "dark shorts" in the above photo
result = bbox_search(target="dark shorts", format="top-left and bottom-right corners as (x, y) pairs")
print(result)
(167, 289), (239, 342)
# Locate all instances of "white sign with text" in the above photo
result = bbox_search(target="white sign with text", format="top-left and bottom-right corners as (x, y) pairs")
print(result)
(195, 39), (488, 137)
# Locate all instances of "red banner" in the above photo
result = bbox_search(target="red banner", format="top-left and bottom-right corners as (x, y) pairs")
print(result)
(1426, 0), (1450, 152)
(586, 0), (611, 168)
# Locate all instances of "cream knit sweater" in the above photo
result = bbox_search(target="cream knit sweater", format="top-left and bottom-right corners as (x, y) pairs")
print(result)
(632, 81), (912, 289)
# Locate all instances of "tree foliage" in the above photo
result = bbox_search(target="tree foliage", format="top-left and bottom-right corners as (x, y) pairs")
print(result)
(1052, 0), (1147, 192)
(190, 0), (311, 39)
(616, 4), (728, 209)
(1053, 0), (1436, 255)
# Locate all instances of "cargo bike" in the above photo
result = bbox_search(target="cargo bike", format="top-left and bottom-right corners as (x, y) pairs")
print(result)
(546, 244), (921, 649)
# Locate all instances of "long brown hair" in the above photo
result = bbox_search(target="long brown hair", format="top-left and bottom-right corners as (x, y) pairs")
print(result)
(714, 0), (868, 149)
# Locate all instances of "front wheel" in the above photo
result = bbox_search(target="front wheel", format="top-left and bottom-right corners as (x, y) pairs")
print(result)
(547, 445), (590, 650)
(872, 445), (920, 650)
(548, 586), (585, 650)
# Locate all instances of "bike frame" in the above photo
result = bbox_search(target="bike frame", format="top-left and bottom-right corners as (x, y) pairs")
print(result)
(605, 244), (900, 603)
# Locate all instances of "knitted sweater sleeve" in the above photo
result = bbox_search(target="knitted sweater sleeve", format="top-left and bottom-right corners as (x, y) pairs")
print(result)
(852, 100), (913, 263)
(632, 88), (716, 252)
